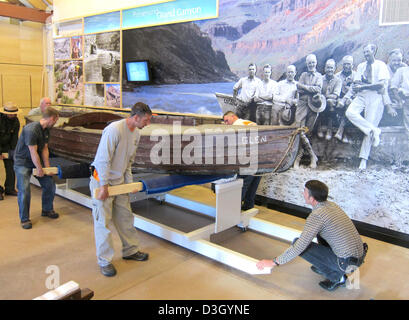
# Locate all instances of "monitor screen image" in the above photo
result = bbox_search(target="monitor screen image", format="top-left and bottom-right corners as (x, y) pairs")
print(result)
(125, 60), (151, 83)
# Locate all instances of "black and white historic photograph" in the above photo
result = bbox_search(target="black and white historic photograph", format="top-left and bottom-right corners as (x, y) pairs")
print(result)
(53, 37), (70, 60)
(122, 0), (409, 235)
(84, 83), (104, 106)
(84, 31), (120, 83)
(54, 60), (84, 105)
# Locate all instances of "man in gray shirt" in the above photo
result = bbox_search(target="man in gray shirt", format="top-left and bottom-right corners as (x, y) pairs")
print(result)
(90, 102), (152, 277)
(257, 180), (367, 291)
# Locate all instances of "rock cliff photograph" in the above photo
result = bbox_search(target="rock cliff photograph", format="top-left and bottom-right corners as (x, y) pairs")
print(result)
(120, 0), (409, 235)
(84, 31), (120, 82)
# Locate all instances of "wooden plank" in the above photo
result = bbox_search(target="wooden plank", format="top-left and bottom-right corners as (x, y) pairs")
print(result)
(93, 182), (144, 199)
(0, 2), (52, 23)
(33, 281), (80, 300)
(33, 167), (59, 176)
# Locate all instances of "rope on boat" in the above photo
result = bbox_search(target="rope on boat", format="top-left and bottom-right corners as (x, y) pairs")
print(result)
(254, 127), (308, 176)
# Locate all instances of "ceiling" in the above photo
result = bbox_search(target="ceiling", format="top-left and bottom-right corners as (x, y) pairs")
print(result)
(0, 0), (53, 23)
(0, 0), (53, 12)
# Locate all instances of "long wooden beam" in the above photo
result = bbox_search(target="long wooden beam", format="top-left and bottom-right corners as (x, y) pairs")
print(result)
(0, 2), (52, 23)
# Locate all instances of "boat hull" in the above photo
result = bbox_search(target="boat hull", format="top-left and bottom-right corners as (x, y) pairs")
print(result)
(48, 122), (300, 175)
(27, 109), (300, 175)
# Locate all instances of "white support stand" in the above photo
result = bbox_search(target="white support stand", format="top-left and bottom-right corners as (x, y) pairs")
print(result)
(30, 176), (93, 208)
(31, 173), (307, 275)
(133, 178), (302, 275)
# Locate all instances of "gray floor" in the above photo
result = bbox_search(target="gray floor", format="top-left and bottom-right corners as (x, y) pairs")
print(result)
(0, 179), (409, 300)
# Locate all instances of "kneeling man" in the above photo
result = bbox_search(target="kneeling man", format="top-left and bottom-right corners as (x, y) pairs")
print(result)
(256, 180), (368, 291)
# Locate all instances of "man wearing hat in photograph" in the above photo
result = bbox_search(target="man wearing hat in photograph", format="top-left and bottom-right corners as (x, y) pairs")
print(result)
(294, 54), (324, 169)
(0, 102), (20, 200)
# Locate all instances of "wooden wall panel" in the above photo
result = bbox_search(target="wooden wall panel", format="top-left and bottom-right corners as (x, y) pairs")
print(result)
(0, 19), (45, 116)
(1, 74), (32, 109)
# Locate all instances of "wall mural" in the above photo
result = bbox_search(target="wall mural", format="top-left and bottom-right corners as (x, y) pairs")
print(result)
(84, 83), (104, 106)
(122, 0), (409, 235)
(54, 60), (84, 105)
(84, 31), (120, 83)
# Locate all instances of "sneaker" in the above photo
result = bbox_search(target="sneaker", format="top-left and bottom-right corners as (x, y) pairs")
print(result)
(21, 220), (32, 229)
(41, 210), (59, 219)
(319, 275), (347, 291)
(123, 251), (149, 261)
(310, 265), (325, 276)
(100, 264), (117, 277)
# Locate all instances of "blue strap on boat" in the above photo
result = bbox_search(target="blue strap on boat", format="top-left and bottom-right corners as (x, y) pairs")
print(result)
(139, 174), (234, 195)
(57, 163), (91, 179)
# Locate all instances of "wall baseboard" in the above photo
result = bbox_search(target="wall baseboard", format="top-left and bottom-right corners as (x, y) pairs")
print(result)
(255, 195), (409, 249)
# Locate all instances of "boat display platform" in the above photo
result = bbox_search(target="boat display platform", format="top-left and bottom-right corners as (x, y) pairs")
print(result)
(29, 157), (309, 275)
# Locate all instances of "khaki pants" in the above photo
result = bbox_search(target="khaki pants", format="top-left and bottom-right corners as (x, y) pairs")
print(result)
(90, 177), (139, 267)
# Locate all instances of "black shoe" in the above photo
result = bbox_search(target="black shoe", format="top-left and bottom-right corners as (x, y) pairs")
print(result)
(0, 193), (3, 200)
(21, 220), (32, 229)
(123, 251), (149, 261)
(319, 275), (347, 291)
(100, 264), (117, 277)
(41, 210), (59, 219)
(311, 265), (325, 276)
(5, 190), (18, 196)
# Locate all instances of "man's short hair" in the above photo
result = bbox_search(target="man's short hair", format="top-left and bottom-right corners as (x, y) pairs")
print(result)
(223, 111), (237, 118)
(364, 43), (377, 55)
(342, 55), (354, 64)
(389, 48), (403, 58)
(130, 102), (152, 117)
(248, 62), (257, 70)
(306, 54), (317, 62)
(42, 107), (59, 119)
(305, 180), (328, 202)
(40, 97), (51, 106)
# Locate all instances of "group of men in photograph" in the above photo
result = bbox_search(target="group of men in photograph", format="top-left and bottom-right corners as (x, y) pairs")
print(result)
(233, 44), (409, 170)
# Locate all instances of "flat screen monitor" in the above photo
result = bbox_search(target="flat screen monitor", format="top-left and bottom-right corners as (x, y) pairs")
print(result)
(125, 60), (151, 83)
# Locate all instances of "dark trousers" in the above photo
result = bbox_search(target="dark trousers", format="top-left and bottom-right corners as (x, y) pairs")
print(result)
(3, 158), (15, 193)
(239, 175), (262, 210)
(14, 165), (56, 223)
(237, 101), (258, 122)
(294, 236), (366, 282)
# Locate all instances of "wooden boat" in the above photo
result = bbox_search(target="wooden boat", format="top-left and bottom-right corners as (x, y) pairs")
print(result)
(26, 107), (301, 175)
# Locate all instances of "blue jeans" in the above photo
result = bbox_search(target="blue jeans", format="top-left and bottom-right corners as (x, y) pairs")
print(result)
(14, 165), (56, 223)
(294, 236), (347, 282)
